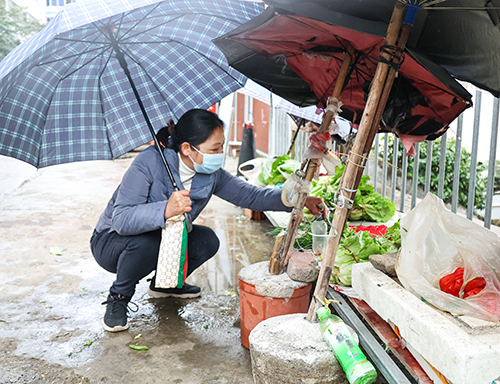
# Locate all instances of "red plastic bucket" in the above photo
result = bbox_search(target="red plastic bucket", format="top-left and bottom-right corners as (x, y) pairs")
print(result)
(239, 277), (312, 349)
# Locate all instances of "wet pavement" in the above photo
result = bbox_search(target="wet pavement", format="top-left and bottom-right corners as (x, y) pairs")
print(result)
(0, 153), (276, 383)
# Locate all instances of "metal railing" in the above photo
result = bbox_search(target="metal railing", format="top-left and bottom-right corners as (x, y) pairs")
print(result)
(268, 88), (500, 229)
(364, 89), (499, 229)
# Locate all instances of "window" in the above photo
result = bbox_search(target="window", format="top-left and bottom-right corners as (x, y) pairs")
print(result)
(58, 0), (64, 5)
(51, 0), (57, 6)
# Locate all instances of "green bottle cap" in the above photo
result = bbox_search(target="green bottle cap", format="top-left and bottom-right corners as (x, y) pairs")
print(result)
(317, 306), (331, 320)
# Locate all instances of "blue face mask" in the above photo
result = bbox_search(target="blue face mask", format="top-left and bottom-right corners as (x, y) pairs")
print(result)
(189, 145), (224, 174)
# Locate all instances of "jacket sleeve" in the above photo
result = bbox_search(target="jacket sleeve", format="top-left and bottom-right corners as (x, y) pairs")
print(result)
(213, 169), (293, 212)
(111, 152), (168, 236)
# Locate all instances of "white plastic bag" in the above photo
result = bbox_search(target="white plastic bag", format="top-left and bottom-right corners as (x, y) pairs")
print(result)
(238, 158), (271, 187)
(396, 193), (500, 322)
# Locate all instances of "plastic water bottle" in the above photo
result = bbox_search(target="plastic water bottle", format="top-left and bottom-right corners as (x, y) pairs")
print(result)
(311, 218), (327, 257)
(317, 306), (377, 384)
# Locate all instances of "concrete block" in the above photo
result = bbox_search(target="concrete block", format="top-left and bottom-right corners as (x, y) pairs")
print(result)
(368, 252), (397, 277)
(238, 261), (312, 349)
(249, 313), (348, 384)
(238, 260), (309, 299)
(352, 262), (500, 384)
(287, 251), (319, 283)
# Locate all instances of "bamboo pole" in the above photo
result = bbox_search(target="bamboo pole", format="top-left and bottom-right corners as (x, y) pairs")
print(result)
(269, 45), (355, 275)
(307, 0), (408, 321)
(352, 23), (413, 198)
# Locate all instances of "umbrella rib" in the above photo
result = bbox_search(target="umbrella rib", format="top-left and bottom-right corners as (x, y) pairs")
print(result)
(119, 13), (247, 44)
(112, 11), (127, 40)
(121, 33), (246, 86)
(37, 45), (109, 67)
(58, 47), (111, 81)
(54, 37), (108, 45)
(424, 6), (500, 10)
(116, 3), (163, 42)
(46, 28), (112, 65)
(419, 0), (447, 6)
(97, 49), (116, 158)
(119, 45), (180, 121)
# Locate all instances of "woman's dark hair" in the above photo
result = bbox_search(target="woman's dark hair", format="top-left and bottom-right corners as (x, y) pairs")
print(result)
(156, 109), (224, 151)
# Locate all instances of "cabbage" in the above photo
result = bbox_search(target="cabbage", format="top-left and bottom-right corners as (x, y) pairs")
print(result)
(259, 155), (300, 186)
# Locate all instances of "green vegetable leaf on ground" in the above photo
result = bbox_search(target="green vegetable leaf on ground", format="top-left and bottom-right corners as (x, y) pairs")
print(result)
(129, 345), (148, 351)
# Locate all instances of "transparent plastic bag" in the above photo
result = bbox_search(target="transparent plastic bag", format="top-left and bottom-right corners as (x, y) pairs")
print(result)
(238, 158), (271, 187)
(396, 193), (500, 322)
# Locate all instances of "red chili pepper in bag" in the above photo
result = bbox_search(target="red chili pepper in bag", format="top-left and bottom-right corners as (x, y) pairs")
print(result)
(439, 268), (487, 298)
(463, 277), (486, 298)
(439, 267), (464, 297)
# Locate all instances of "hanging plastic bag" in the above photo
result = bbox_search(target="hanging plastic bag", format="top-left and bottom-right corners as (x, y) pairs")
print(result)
(396, 193), (500, 322)
(238, 158), (272, 187)
(282, 172), (312, 207)
(303, 131), (341, 176)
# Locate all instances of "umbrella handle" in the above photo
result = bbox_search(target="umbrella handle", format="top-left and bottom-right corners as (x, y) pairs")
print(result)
(184, 212), (193, 233)
(104, 26), (194, 234)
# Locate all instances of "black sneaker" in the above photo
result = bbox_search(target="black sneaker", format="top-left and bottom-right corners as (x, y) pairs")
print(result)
(147, 281), (201, 299)
(101, 294), (137, 332)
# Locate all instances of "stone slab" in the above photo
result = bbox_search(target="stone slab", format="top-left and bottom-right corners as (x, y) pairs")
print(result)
(352, 262), (500, 384)
(368, 252), (397, 277)
(249, 313), (348, 384)
(287, 251), (319, 283)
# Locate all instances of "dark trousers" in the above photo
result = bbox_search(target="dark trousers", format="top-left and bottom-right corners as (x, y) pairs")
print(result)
(90, 224), (220, 298)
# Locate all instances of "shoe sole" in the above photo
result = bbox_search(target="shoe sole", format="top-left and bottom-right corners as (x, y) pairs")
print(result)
(147, 287), (201, 299)
(102, 319), (129, 332)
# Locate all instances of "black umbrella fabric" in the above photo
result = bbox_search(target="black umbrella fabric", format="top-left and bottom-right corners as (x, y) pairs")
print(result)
(263, 0), (500, 97)
(213, 1), (500, 142)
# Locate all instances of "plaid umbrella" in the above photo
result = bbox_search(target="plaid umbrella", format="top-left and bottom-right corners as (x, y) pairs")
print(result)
(0, 0), (264, 168)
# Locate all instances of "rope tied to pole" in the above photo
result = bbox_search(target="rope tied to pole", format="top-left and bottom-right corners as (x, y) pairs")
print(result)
(378, 44), (405, 71)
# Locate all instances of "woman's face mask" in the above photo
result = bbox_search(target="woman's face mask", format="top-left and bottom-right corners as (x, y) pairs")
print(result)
(189, 145), (224, 174)
(188, 127), (224, 174)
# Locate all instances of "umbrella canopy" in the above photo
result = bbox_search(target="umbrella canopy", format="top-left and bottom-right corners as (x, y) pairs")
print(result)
(213, 1), (492, 142)
(265, 0), (500, 97)
(0, 0), (264, 168)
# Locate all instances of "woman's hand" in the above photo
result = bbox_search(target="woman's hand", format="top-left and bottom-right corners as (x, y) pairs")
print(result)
(305, 196), (327, 218)
(164, 190), (192, 219)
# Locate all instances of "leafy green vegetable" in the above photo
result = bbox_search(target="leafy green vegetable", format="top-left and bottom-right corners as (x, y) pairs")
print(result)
(259, 154), (300, 186)
(266, 225), (313, 250)
(307, 164), (395, 223)
(267, 220), (402, 287)
(330, 221), (401, 286)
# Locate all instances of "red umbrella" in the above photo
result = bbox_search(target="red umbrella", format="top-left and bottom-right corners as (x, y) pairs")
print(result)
(214, 5), (473, 148)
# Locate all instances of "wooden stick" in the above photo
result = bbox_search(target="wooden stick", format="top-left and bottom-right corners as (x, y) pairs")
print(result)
(268, 230), (285, 273)
(307, 0), (408, 321)
(269, 45), (355, 275)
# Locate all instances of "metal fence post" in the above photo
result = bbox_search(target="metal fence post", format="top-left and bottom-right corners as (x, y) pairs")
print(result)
(400, 146), (408, 212)
(485, 97), (500, 228)
(382, 133), (389, 197)
(451, 114), (463, 213)
(411, 142), (420, 209)
(373, 135), (379, 193)
(391, 136), (399, 203)
(467, 90), (482, 220)
(424, 140), (433, 196)
(438, 132), (448, 199)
